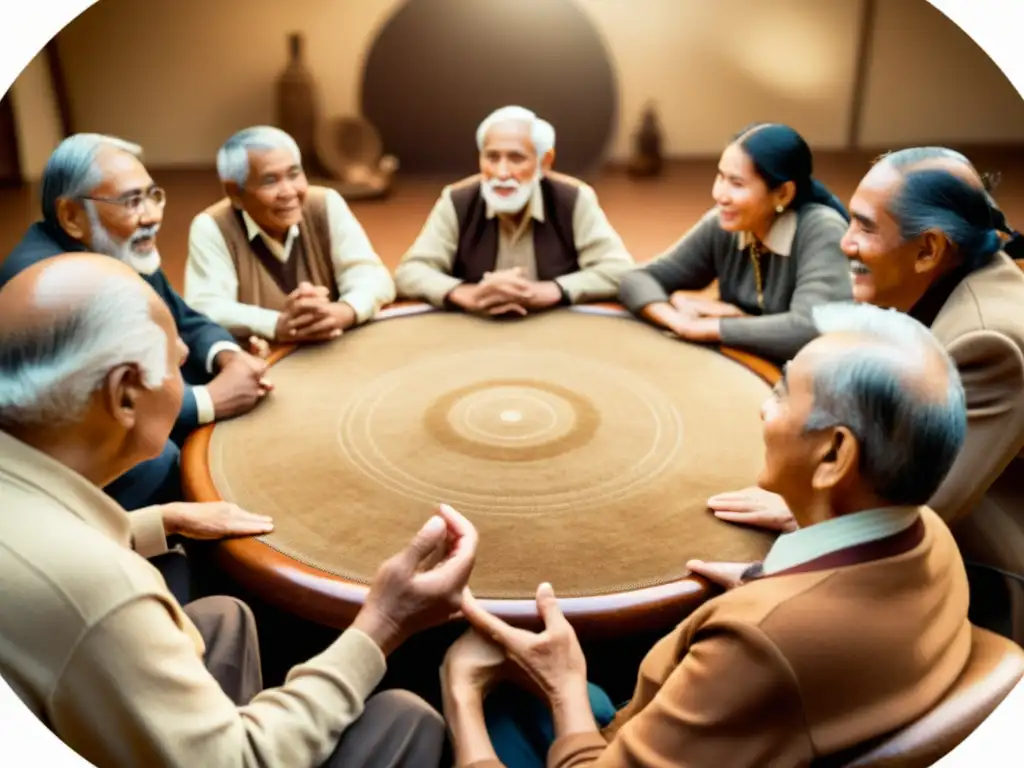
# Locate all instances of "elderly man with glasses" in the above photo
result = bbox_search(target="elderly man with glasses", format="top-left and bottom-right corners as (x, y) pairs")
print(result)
(0, 134), (275, 597)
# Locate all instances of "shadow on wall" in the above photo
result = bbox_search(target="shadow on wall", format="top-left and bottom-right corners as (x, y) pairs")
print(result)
(359, 0), (618, 177)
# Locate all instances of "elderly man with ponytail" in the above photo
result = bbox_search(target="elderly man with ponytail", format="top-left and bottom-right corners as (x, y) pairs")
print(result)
(618, 122), (854, 364)
(707, 147), (1024, 641)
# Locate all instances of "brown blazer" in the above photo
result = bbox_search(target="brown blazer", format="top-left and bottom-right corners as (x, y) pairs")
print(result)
(924, 252), (1024, 525)
(464, 508), (970, 768)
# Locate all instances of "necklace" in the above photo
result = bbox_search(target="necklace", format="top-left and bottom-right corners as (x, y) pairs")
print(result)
(749, 240), (766, 309)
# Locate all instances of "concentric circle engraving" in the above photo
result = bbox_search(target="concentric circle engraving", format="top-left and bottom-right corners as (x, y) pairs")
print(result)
(208, 311), (776, 598)
(423, 378), (600, 462)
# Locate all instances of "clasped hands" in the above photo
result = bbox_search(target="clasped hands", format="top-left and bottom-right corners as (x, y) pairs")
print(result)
(203, 282), (358, 420)
(274, 281), (357, 343)
(447, 267), (564, 317)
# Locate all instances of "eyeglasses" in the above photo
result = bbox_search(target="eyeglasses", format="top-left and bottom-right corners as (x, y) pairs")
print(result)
(81, 186), (167, 216)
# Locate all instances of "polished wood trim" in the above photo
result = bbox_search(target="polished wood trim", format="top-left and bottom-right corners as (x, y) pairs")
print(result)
(182, 301), (775, 634)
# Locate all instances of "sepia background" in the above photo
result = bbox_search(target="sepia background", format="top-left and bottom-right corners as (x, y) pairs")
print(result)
(1, 0), (1022, 284)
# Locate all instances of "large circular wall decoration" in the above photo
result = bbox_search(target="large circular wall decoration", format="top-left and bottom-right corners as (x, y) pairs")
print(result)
(360, 0), (619, 176)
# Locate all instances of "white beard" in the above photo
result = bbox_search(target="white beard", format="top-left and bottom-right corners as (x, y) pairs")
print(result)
(481, 172), (540, 214)
(85, 202), (162, 275)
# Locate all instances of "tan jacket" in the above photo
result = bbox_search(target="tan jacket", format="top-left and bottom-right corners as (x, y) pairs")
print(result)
(468, 507), (971, 767)
(924, 253), (1024, 525)
(0, 430), (387, 768)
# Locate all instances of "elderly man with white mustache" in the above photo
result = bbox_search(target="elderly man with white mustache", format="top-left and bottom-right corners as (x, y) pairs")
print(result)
(0, 134), (275, 598)
(394, 106), (634, 316)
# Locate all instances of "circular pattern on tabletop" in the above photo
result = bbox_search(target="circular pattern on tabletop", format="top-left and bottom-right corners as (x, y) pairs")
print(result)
(207, 310), (775, 599)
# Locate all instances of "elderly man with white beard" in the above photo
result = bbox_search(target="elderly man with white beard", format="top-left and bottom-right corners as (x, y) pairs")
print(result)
(0, 134), (275, 594)
(394, 106), (634, 316)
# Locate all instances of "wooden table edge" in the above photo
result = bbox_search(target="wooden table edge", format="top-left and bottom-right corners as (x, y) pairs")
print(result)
(181, 301), (780, 633)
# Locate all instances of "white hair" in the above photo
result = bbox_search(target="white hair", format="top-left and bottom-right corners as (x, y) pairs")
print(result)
(806, 302), (966, 505)
(216, 126), (302, 187)
(42, 133), (143, 225)
(475, 106), (555, 157)
(0, 261), (169, 428)
(535, 119), (556, 156)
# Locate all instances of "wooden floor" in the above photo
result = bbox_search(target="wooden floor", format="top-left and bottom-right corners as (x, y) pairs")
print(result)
(2, 146), (1024, 291)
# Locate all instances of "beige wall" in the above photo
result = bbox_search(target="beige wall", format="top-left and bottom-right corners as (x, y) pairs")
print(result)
(9, 49), (64, 181)
(859, 0), (1024, 147)
(36, 0), (1024, 168)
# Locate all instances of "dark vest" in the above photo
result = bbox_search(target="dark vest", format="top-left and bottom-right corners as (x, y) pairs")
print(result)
(449, 176), (580, 283)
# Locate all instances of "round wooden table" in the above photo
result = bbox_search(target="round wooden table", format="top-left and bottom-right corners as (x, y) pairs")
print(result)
(182, 302), (780, 636)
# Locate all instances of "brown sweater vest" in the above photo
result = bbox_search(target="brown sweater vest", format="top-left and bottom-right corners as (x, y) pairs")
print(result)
(206, 187), (338, 311)
(449, 175), (580, 283)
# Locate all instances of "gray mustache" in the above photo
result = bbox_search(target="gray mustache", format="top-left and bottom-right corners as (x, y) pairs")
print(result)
(131, 225), (160, 244)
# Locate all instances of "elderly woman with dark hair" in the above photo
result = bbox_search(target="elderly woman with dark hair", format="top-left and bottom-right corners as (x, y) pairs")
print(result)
(618, 123), (853, 363)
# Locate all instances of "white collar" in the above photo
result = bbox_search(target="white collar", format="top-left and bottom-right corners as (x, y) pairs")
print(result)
(762, 506), (921, 575)
(736, 209), (799, 256)
(241, 208), (299, 263)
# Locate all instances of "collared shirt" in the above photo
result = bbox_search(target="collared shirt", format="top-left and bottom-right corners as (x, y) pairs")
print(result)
(0, 429), (387, 767)
(0, 221), (238, 428)
(193, 341), (241, 424)
(618, 204), (852, 363)
(393, 176), (635, 307)
(737, 210), (799, 256)
(762, 505), (921, 575)
(185, 188), (396, 340)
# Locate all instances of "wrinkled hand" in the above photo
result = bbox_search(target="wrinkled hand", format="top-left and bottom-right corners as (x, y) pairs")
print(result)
(483, 268), (563, 311)
(707, 486), (798, 532)
(448, 269), (532, 316)
(671, 294), (746, 319)
(277, 282), (354, 342)
(207, 351), (272, 419)
(666, 313), (720, 343)
(352, 504), (479, 654)
(161, 501), (274, 540)
(686, 560), (754, 591)
(461, 583), (587, 703)
(442, 629), (510, 698)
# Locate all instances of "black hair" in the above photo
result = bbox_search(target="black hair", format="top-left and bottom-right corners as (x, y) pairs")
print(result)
(732, 123), (849, 221)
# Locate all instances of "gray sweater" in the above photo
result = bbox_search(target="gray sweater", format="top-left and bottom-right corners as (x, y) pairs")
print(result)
(618, 204), (852, 362)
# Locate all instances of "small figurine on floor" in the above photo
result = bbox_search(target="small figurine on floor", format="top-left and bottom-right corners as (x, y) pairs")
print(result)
(628, 102), (664, 178)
